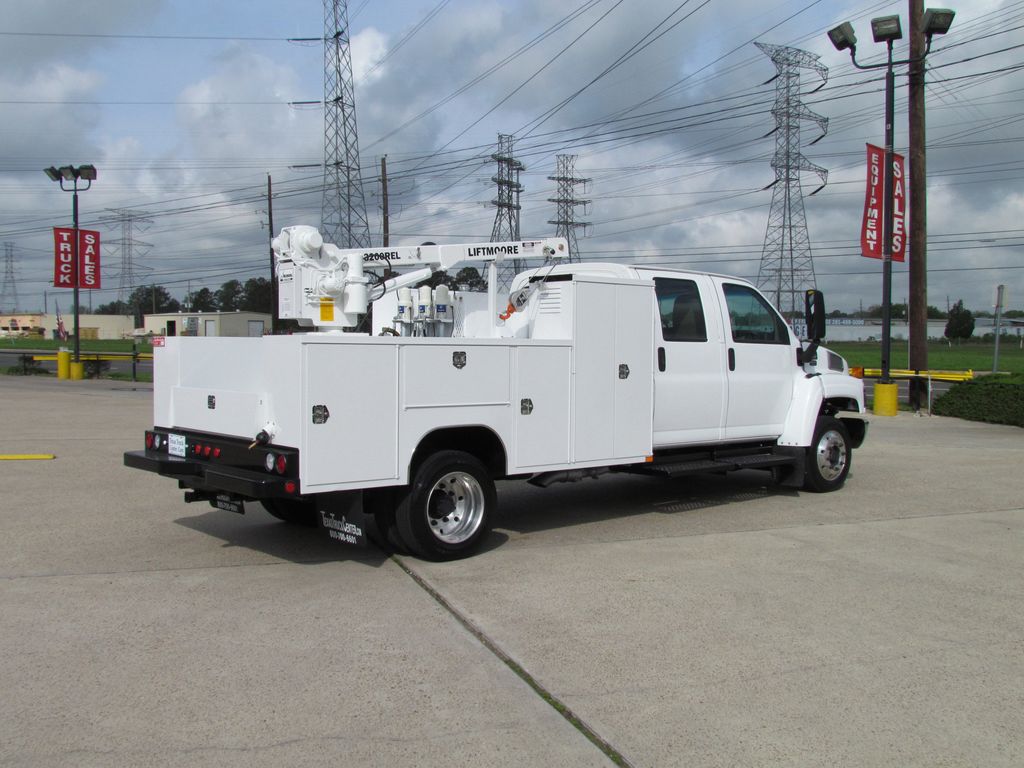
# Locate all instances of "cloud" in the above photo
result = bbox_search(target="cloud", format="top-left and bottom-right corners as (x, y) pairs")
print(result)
(3, 0), (1020, 316)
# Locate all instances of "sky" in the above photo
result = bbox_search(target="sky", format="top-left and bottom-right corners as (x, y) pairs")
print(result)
(0, 0), (1021, 316)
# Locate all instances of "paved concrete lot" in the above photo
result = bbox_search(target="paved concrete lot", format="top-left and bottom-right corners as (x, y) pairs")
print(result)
(1, 375), (1021, 767)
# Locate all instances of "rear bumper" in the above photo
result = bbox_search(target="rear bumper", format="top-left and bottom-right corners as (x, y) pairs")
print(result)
(123, 450), (293, 499)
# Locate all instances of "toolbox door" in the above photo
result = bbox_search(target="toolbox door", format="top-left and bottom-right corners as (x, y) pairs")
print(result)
(301, 342), (399, 489)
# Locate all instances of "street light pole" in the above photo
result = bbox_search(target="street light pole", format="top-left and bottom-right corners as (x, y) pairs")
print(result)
(71, 179), (81, 363)
(44, 164), (96, 365)
(880, 39), (896, 382)
(827, 8), (954, 395)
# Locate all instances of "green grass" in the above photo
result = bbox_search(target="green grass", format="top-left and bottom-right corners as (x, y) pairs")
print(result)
(0, 337), (152, 354)
(827, 340), (1024, 374)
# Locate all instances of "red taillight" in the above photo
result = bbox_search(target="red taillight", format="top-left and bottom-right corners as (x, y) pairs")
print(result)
(145, 432), (154, 449)
(275, 455), (288, 474)
(284, 481), (297, 494)
(193, 445), (202, 455)
(203, 446), (212, 458)
(213, 448), (221, 458)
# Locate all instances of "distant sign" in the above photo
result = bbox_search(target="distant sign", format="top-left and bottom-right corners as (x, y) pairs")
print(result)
(861, 144), (906, 262)
(53, 227), (101, 288)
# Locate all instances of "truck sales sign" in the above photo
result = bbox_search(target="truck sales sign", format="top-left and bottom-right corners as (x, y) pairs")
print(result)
(53, 227), (101, 289)
(861, 144), (906, 262)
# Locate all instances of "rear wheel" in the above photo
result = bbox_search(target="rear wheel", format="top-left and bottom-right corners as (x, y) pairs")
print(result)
(804, 416), (852, 492)
(260, 498), (319, 526)
(395, 451), (495, 560)
(362, 487), (408, 554)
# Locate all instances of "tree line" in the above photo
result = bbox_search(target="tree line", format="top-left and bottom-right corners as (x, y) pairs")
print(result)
(95, 278), (272, 322)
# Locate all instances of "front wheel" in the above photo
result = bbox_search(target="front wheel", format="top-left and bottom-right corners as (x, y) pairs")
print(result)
(395, 451), (495, 560)
(803, 416), (852, 493)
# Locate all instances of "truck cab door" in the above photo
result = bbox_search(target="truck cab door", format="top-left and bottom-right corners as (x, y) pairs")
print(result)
(717, 281), (795, 440)
(651, 275), (727, 447)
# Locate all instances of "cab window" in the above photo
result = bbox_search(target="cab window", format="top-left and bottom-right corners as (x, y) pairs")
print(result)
(722, 283), (789, 344)
(654, 278), (707, 342)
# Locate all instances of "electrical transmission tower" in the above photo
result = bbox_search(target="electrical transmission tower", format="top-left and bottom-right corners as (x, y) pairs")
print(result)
(106, 209), (153, 307)
(1, 242), (19, 312)
(547, 155), (590, 262)
(490, 134), (525, 290)
(322, 0), (371, 248)
(754, 42), (829, 321)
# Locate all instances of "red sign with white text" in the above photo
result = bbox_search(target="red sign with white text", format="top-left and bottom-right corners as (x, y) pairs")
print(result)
(861, 144), (906, 262)
(53, 228), (102, 288)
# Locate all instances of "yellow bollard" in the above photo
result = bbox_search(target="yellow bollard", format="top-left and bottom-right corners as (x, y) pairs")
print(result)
(69, 361), (85, 380)
(873, 382), (899, 417)
(56, 350), (70, 379)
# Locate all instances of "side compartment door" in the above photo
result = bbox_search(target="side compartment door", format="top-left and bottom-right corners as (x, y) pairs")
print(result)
(302, 342), (398, 488)
(718, 281), (795, 440)
(514, 345), (571, 469)
(651, 275), (727, 446)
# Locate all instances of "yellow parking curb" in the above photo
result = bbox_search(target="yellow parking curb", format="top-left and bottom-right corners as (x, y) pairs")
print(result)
(0, 454), (56, 461)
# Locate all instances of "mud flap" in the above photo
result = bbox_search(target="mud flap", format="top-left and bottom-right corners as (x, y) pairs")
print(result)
(772, 447), (805, 488)
(316, 491), (369, 548)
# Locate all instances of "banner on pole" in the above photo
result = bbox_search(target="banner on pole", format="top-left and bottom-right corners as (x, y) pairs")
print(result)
(861, 144), (906, 262)
(53, 227), (101, 288)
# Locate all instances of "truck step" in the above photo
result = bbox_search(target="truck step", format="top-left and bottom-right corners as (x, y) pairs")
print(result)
(628, 453), (796, 478)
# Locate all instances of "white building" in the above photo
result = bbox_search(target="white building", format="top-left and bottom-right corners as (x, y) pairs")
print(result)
(0, 312), (134, 340)
(142, 311), (270, 338)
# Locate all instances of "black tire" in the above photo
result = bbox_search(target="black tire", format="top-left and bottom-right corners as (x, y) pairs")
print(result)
(261, 498), (319, 526)
(362, 487), (409, 554)
(804, 416), (852, 493)
(394, 450), (495, 561)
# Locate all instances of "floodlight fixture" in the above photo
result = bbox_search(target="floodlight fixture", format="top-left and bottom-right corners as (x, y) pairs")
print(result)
(60, 165), (76, 181)
(44, 166), (61, 181)
(923, 8), (955, 37)
(77, 164), (97, 181)
(827, 22), (857, 52)
(871, 15), (903, 43)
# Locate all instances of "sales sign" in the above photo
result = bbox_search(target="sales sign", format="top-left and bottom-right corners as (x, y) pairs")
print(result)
(861, 144), (906, 262)
(53, 228), (102, 289)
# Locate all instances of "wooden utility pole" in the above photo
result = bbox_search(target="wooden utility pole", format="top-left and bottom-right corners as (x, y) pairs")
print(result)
(268, 173), (277, 333)
(908, 0), (928, 408)
(380, 155), (390, 246)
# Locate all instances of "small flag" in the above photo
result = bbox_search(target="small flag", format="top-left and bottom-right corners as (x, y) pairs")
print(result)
(55, 301), (68, 341)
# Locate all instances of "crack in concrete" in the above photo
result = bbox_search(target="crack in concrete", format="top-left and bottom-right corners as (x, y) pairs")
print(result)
(393, 555), (635, 768)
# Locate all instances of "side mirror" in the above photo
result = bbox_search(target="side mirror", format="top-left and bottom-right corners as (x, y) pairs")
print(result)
(805, 289), (826, 341)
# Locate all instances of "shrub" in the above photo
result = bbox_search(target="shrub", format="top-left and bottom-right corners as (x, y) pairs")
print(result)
(5, 354), (48, 376)
(83, 359), (111, 378)
(933, 374), (1024, 427)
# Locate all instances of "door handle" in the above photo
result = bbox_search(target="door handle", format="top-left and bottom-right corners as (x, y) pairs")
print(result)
(657, 346), (666, 372)
(728, 347), (735, 371)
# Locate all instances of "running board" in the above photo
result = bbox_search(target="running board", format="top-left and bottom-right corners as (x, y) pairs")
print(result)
(624, 452), (798, 479)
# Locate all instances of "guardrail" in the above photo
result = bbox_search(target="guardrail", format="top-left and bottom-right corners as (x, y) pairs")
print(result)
(850, 367), (974, 382)
(32, 352), (154, 362)
(32, 351), (152, 382)
(849, 367), (974, 415)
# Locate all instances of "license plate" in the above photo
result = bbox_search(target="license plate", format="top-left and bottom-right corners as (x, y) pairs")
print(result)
(168, 433), (186, 457)
(213, 494), (243, 514)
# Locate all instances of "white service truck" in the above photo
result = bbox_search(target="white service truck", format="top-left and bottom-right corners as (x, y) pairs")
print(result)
(124, 225), (867, 560)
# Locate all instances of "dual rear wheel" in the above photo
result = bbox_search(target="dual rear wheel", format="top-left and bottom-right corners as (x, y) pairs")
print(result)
(365, 450), (495, 561)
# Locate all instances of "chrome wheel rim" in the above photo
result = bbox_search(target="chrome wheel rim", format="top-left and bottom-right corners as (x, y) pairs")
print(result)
(426, 471), (486, 544)
(815, 429), (848, 482)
